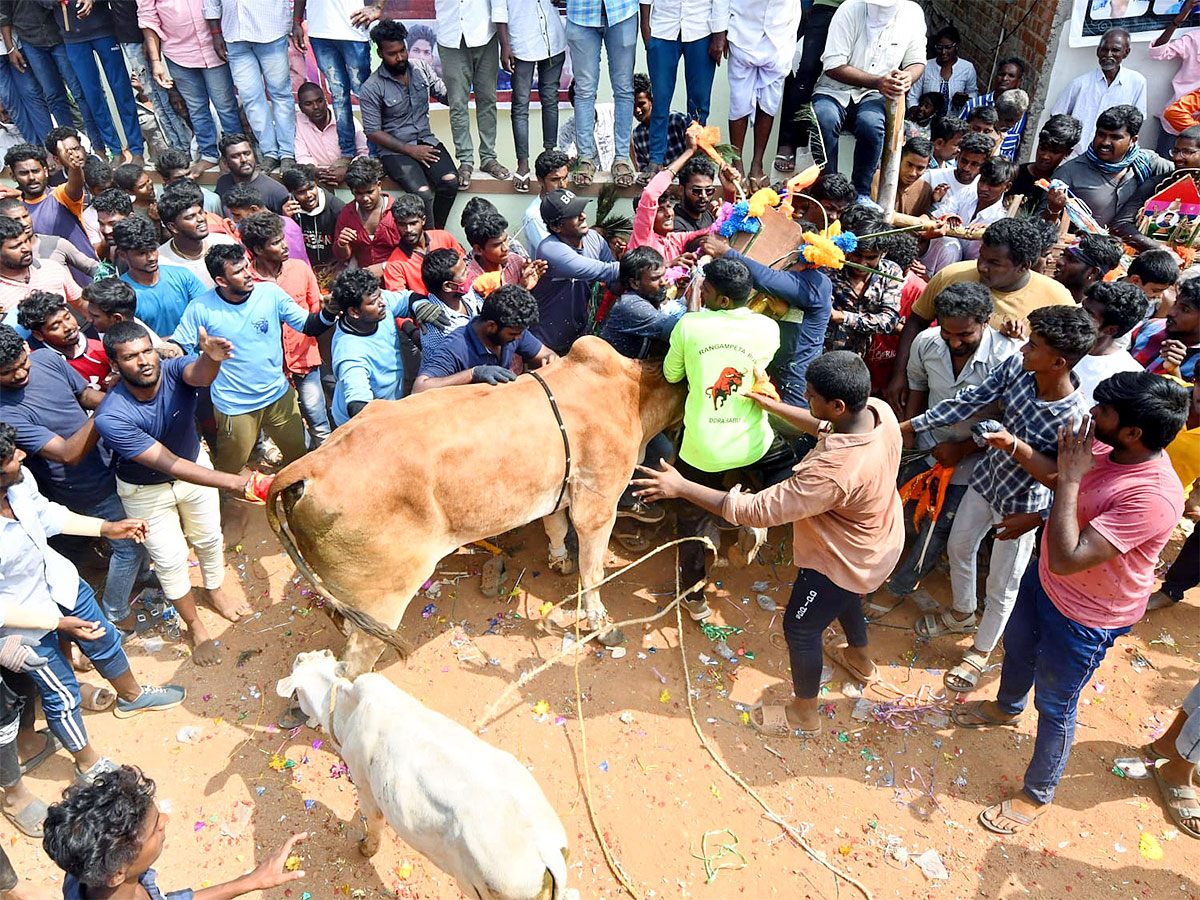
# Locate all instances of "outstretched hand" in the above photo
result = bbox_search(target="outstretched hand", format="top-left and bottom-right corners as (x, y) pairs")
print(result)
(198, 326), (234, 362)
(246, 832), (309, 891)
(632, 461), (687, 502)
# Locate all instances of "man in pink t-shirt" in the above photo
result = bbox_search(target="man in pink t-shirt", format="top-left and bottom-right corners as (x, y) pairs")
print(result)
(949, 371), (1189, 836)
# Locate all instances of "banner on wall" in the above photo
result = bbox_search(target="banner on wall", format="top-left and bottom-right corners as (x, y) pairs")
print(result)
(379, 0), (571, 106)
(1069, 0), (1200, 46)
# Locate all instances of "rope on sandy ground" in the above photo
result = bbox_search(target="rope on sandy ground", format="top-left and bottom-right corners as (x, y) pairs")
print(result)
(572, 582), (644, 900)
(473, 536), (712, 731)
(673, 550), (875, 900)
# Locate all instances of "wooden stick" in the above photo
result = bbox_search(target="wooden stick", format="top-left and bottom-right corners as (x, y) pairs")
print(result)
(877, 94), (906, 222)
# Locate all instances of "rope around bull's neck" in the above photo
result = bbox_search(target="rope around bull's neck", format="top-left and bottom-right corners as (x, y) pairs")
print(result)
(473, 536), (874, 900)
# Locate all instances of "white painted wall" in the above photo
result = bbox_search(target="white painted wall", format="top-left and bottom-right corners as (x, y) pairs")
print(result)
(1035, 33), (1190, 158)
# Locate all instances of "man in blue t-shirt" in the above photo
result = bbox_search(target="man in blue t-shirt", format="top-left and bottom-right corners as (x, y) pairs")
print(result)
(327, 269), (449, 426)
(413, 284), (555, 393)
(170, 244), (336, 543)
(0, 325), (149, 628)
(95, 321), (259, 666)
(114, 216), (208, 338)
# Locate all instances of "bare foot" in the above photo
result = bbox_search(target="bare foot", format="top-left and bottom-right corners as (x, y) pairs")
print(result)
(222, 499), (251, 550)
(189, 159), (218, 177)
(16, 730), (49, 765)
(203, 581), (252, 622)
(190, 635), (223, 667)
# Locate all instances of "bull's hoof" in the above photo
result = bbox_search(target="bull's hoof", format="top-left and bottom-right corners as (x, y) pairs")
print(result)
(359, 836), (380, 858)
(548, 552), (576, 576)
(596, 625), (626, 647)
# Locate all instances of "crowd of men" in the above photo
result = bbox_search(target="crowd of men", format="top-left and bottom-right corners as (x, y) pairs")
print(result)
(0, 0), (1197, 897)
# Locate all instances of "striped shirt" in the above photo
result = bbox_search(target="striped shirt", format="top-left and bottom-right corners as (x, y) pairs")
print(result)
(910, 354), (1089, 515)
(566, 0), (639, 28)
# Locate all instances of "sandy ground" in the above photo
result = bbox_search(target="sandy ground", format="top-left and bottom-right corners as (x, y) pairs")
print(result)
(6, 514), (1199, 900)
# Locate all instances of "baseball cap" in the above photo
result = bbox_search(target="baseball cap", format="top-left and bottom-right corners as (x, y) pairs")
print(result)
(541, 189), (590, 225)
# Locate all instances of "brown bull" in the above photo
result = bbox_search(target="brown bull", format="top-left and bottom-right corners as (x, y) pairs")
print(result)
(267, 337), (684, 677)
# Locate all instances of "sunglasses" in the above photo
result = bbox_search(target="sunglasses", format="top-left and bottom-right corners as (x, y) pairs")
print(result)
(687, 185), (717, 197)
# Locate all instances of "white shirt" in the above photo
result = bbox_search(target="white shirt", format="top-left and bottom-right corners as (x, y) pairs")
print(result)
(0, 470), (80, 641)
(814, 0), (926, 107)
(493, 0), (566, 61)
(723, 0), (801, 68)
(907, 326), (1020, 483)
(925, 166), (978, 216)
(1073, 349), (1143, 408)
(305, 0), (374, 42)
(640, 0), (729, 43)
(435, 0), (496, 49)
(157, 233), (238, 289)
(1051, 66), (1148, 157)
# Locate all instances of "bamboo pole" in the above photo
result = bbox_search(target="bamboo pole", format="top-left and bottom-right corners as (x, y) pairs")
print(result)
(877, 94), (906, 222)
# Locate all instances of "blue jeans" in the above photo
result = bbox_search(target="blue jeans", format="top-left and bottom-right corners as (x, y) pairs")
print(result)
(309, 37), (371, 160)
(0, 55), (51, 146)
(120, 42), (193, 153)
(78, 492), (149, 623)
(996, 565), (1131, 806)
(28, 579), (131, 752)
(165, 57), (242, 162)
(646, 35), (715, 164)
(812, 93), (887, 196)
(20, 42), (102, 147)
(290, 368), (331, 448)
(225, 35), (295, 159)
(565, 13), (637, 165)
(511, 51), (566, 161)
(62, 36), (144, 156)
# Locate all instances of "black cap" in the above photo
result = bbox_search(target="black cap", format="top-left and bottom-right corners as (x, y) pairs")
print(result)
(540, 189), (589, 225)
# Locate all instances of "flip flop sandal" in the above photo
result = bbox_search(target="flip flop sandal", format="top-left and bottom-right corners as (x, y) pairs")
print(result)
(3, 798), (48, 839)
(277, 701), (308, 730)
(18, 729), (60, 775)
(1140, 741), (1170, 762)
(751, 703), (819, 738)
(571, 159), (596, 186)
(456, 164), (473, 189)
(914, 610), (977, 638)
(613, 529), (655, 554)
(865, 593), (905, 622)
(951, 699), (1021, 729)
(1152, 761), (1200, 839)
(827, 644), (880, 685)
(479, 159), (510, 179)
(611, 158), (636, 188)
(512, 170), (531, 193)
(773, 153), (796, 174)
(748, 174), (772, 191)
(978, 798), (1045, 835)
(79, 682), (117, 712)
(944, 649), (990, 693)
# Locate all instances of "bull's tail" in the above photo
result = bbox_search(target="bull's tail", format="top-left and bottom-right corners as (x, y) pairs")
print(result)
(267, 480), (410, 658)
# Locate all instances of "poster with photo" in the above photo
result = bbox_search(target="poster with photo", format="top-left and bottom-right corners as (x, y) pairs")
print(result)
(1069, 0), (1200, 45)
(379, 0), (571, 106)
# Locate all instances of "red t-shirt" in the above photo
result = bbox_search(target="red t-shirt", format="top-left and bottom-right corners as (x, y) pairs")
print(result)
(381, 230), (465, 294)
(64, 338), (110, 392)
(334, 194), (402, 270)
(1040, 447), (1184, 629)
(866, 269), (927, 394)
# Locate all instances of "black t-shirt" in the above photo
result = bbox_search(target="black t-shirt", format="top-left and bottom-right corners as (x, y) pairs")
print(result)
(295, 189), (346, 271)
(215, 171), (291, 215)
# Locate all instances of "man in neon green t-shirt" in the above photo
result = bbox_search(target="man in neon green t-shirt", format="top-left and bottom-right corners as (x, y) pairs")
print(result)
(663, 257), (797, 621)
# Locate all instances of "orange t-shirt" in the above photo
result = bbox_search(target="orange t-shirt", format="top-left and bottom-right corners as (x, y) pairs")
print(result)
(250, 258), (323, 374)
